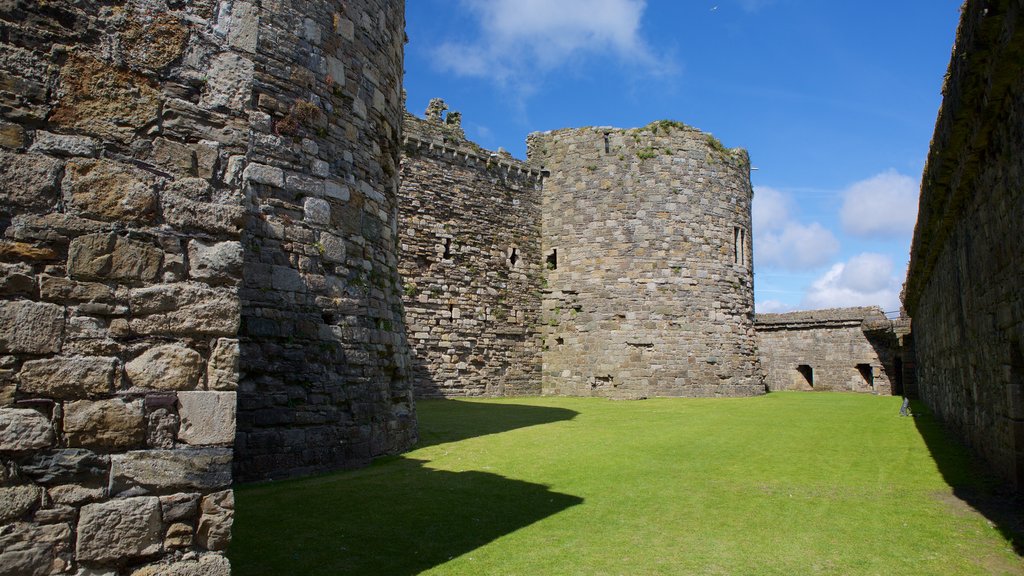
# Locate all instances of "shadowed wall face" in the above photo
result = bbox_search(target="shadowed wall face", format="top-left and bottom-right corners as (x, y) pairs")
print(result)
(398, 107), (544, 398)
(234, 0), (416, 482)
(531, 124), (763, 399)
(904, 0), (1024, 491)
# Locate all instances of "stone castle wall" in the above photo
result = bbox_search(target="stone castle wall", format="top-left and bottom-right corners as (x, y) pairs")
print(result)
(530, 123), (763, 398)
(756, 307), (897, 394)
(233, 0), (415, 482)
(0, 0), (413, 571)
(0, 1), (244, 573)
(904, 0), (1024, 490)
(398, 105), (544, 397)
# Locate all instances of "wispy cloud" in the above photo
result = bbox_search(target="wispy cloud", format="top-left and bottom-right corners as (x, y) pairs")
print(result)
(840, 169), (919, 238)
(801, 253), (902, 311)
(432, 0), (672, 97)
(752, 186), (839, 270)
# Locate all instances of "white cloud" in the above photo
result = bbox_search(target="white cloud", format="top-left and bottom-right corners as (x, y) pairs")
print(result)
(756, 223), (839, 271)
(433, 0), (668, 90)
(801, 253), (901, 311)
(752, 186), (790, 233)
(755, 299), (796, 314)
(840, 169), (919, 237)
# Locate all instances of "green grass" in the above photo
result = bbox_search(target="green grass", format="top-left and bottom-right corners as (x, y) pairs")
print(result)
(229, 393), (1024, 575)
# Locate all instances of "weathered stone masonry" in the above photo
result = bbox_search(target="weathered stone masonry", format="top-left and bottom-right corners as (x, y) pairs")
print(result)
(756, 307), (904, 395)
(530, 124), (763, 398)
(904, 0), (1024, 491)
(0, 0), (413, 573)
(398, 104), (544, 398)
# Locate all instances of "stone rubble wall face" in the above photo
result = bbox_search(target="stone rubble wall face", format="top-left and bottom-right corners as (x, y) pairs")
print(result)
(905, 0), (1024, 490)
(757, 325), (894, 394)
(398, 115), (543, 397)
(234, 0), (416, 482)
(0, 0), (244, 573)
(530, 126), (763, 398)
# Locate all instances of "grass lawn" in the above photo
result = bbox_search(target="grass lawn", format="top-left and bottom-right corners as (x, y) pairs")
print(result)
(229, 393), (1024, 575)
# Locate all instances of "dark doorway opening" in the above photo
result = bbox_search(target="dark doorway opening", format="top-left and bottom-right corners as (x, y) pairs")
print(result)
(857, 363), (874, 389)
(546, 249), (557, 270)
(796, 364), (814, 390)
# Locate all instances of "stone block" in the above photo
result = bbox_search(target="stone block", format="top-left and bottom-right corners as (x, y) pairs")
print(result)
(68, 233), (163, 284)
(29, 131), (101, 158)
(64, 398), (145, 451)
(19, 449), (110, 485)
(147, 408), (179, 449)
(48, 485), (106, 507)
(243, 162), (284, 187)
(110, 448), (232, 494)
(150, 137), (195, 176)
(224, 0), (259, 53)
(0, 262), (36, 296)
(39, 276), (115, 304)
(196, 489), (233, 551)
(206, 338), (238, 391)
(164, 522), (193, 548)
(177, 391), (235, 445)
(319, 232), (346, 264)
(0, 408), (54, 452)
(159, 493), (199, 523)
(188, 240), (243, 285)
(129, 554), (230, 576)
(50, 55), (161, 142)
(127, 283), (240, 337)
(76, 497), (162, 562)
(0, 522), (72, 576)
(160, 179), (245, 236)
(201, 52), (254, 112)
(125, 344), (203, 391)
(304, 197), (331, 225)
(63, 159), (158, 224)
(18, 356), (118, 399)
(120, 11), (188, 71)
(0, 485), (42, 523)
(0, 120), (24, 149)
(0, 150), (62, 214)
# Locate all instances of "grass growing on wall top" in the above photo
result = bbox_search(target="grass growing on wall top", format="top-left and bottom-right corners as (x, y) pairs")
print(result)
(229, 393), (1023, 575)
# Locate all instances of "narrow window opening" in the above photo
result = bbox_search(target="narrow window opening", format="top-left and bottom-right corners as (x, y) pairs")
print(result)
(556, 337), (564, 346)
(545, 248), (558, 270)
(734, 227), (746, 265)
(443, 238), (452, 259)
(796, 364), (814, 390)
(509, 247), (519, 266)
(857, 363), (874, 389)
(603, 133), (610, 154)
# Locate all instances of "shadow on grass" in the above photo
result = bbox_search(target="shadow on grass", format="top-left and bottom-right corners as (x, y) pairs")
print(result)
(413, 398), (579, 449)
(229, 457), (582, 576)
(911, 401), (1024, 556)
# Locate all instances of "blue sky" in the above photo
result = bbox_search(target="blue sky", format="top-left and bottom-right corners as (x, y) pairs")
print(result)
(403, 1), (964, 314)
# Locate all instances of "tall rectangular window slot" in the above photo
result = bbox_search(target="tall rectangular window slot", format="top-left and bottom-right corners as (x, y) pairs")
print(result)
(734, 227), (746, 266)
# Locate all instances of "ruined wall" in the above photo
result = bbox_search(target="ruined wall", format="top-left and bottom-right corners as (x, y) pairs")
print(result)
(756, 307), (897, 395)
(0, 0), (414, 572)
(903, 0), (1024, 490)
(0, 1), (242, 573)
(398, 103), (543, 397)
(234, 0), (416, 482)
(530, 123), (763, 398)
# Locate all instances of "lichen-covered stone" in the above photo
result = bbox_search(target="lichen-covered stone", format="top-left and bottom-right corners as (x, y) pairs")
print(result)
(206, 339), (238, 391)
(125, 344), (203, 391)
(63, 159), (159, 224)
(0, 485), (42, 523)
(177, 392), (235, 445)
(147, 408), (179, 449)
(0, 150), (63, 214)
(76, 497), (162, 562)
(0, 408), (54, 452)
(120, 11), (189, 71)
(18, 356), (118, 399)
(196, 489), (233, 550)
(50, 55), (161, 142)
(63, 399), (145, 451)
(164, 522), (193, 548)
(110, 448), (232, 494)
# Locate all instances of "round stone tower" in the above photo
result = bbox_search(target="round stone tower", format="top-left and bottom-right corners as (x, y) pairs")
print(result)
(528, 121), (764, 398)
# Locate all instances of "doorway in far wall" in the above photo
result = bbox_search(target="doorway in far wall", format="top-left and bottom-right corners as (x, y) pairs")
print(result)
(795, 364), (814, 390)
(856, 363), (874, 391)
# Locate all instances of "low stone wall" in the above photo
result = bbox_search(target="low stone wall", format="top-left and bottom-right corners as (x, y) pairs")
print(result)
(398, 104), (544, 397)
(531, 123), (763, 398)
(1, 1), (242, 572)
(904, 0), (1024, 490)
(756, 307), (898, 394)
